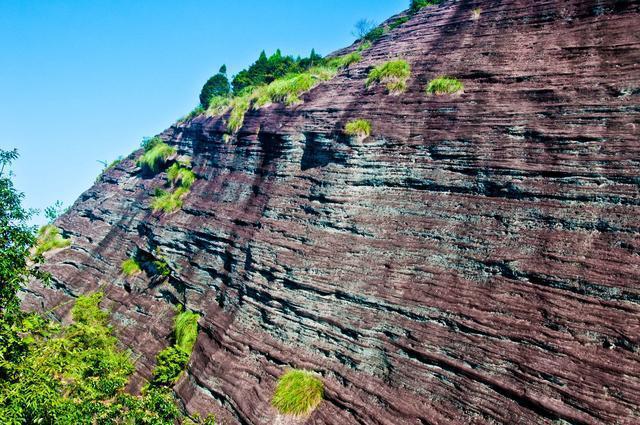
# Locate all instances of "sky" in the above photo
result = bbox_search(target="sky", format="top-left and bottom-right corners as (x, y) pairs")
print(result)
(0, 0), (406, 225)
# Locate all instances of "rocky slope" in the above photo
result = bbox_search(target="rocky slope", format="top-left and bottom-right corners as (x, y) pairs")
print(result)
(24, 0), (640, 424)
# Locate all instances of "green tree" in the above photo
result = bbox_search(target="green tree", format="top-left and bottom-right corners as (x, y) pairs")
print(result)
(199, 65), (231, 108)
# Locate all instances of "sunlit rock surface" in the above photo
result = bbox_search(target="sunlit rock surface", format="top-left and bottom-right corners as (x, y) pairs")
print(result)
(25, 1), (640, 423)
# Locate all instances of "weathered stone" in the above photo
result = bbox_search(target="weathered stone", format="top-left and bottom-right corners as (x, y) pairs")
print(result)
(24, 1), (640, 423)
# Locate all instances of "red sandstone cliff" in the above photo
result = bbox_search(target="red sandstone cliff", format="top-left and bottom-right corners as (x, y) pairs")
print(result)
(24, 0), (640, 424)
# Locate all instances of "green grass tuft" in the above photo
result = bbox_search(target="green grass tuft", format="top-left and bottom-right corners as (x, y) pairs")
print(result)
(344, 119), (372, 138)
(174, 310), (199, 353)
(152, 187), (189, 213)
(137, 141), (175, 174)
(121, 258), (142, 276)
(410, 0), (443, 14)
(426, 76), (464, 95)
(166, 163), (196, 189)
(34, 224), (71, 255)
(325, 52), (362, 69)
(357, 40), (372, 52)
(272, 369), (324, 416)
(206, 95), (231, 117)
(389, 16), (410, 30)
(366, 60), (411, 94)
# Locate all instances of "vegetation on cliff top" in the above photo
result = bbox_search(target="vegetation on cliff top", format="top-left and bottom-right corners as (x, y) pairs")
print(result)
(272, 369), (324, 417)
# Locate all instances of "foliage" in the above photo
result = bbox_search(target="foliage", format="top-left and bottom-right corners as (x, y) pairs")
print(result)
(137, 140), (175, 175)
(389, 16), (410, 30)
(364, 26), (386, 42)
(366, 59), (411, 94)
(410, 0), (443, 14)
(44, 200), (65, 223)
(0, 293), (212, 424)
(206, 95), (231, 117)
(34, 224), (71, 256)
(425, 76), (464, 94)
(152, 188), (186, 213)
(175, 310), (199, 353)
(150, 257), (172, 278)
(199, 65), (230, 108)
(151, 309), (199, 387)
(472, 7), (482, 19)
(357, 40), (372, 52)
(344, 119), (372, 138)
(272, 369), (324, 417)
(225, 52), (360, 132)
(0, 149), (45, 316)
(151, 346), (190, 387)
(121, 258), (142, 276)
(167, 163), (196, 189)
(179, 105), (206, 123)
(352, 19), (377, 39)
(231, 49), (323, 95)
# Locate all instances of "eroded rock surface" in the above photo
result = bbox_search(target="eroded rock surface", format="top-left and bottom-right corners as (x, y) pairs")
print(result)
(24, 0), (640, 423)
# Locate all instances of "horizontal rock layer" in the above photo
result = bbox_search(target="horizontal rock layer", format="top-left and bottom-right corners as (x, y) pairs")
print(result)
(24, 0), (640, 424)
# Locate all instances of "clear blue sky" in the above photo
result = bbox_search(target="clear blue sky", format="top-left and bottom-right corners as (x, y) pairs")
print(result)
(1, 0), (406, 225)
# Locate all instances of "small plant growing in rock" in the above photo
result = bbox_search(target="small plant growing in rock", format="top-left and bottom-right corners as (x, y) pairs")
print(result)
(272, 369), (324, 416)
(121, 257), (142, 276)
(34, 224), (71, 255)
(152, 187), (189, 213)
(410, 0), (443, 15)
(389, 16), (410, 30)
(137, 138), (175, 174)
(366, 59), (411, 94)
(471, 8), (482, 20)
(426, 76), (464, 95)
(167, 163), (196, 189)
(344, 119), (372, 138)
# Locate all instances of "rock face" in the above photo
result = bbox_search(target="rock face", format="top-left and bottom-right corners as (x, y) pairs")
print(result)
(23, 0), (640, 424)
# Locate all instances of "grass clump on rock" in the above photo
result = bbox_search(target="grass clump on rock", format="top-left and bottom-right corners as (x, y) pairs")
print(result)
(137, 137), (175, 174)
(366, 59), (411, 94)
(426, 76), (464, 95)
(167, 163), (196, 189)
(410, 0), (443, 14)
(151, 309), (200, 387)
(272, 369), (324, 416)
(34, 224), (71, 255)
(152, 187), (189, 213)
(344, 119), (372, 138)
(121, 257), (142, 276)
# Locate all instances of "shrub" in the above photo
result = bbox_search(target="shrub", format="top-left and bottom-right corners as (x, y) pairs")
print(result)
(426, 76), (464, 95)
(151, 346), (190, 386)
(364, 26), (386, 42)
(121, 258), (142, 276)
(472, 8), (482, 20)
(344, 119), (372, 138)
(167, 163), (196, 189)
(199, 65), (230, 108)
(352, 19), (377, 39)
(34, 224), (71, 255)
(138, 141), (175, 174)
(232, 49), (323, 95)
(366, 60), (411, 94)
(410, 0), (443, 14)
(272, 369), (324, 416)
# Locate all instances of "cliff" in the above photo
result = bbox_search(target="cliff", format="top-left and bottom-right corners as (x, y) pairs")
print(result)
(24, 0), (640, 424)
